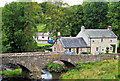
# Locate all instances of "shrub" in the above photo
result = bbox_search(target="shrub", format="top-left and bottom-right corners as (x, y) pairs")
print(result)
(43, 62), (66, 72)
(81, 52), (88, 54)
(1, 69), (22, 76)
(106, 47), (109, 53)
(101, 52), (105, 54)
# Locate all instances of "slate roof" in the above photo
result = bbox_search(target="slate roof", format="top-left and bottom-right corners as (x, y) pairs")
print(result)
(59, 37), (89, 48)
(85, 29), (117, 38)
(77, 29), (117, 38)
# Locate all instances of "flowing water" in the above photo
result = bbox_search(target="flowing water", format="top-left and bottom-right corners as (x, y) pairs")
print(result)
(1, 63), (76, 81)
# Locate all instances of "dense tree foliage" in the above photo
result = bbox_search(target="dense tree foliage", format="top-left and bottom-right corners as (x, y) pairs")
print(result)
(107, 2), (120, 39)
(83, 2), (109, 29)
(2, 2), (37, 53)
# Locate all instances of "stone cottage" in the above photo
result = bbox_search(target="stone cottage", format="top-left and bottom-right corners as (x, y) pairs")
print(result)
(52, 26), (117, 54)
(52, 37), (90, 54)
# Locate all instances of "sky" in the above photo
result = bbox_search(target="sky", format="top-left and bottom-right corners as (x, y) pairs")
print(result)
(0, 0), (83, 7)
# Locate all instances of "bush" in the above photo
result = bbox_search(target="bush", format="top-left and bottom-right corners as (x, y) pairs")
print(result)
(101, 52), (105, 54)
(81, 52), (90, 54)
(81, 52), (88, 54)
(106, 47), (109, 53)
(43, 62), (66, 72)
(1, 69), (22, 76)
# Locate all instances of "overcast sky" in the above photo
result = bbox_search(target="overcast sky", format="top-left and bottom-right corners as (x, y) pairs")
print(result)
(0, 0), (83, 7)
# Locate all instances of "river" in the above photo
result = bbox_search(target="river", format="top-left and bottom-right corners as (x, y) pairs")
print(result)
(1, 70), (62, 81)
(0, 63), (75, 81)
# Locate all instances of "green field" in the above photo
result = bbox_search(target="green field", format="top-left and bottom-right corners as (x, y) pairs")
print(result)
(117, 40), (120, 48)
(60, 59), (119, 79)
(37, 43), (53, 47)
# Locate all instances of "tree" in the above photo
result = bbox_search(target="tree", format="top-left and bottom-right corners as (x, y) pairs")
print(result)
(107, 2), (120, 39)
(83, 2), (108, 29)
(40, 1), (71, 37)
(2, 2), (37, 53)
(69, 5), (83, 36)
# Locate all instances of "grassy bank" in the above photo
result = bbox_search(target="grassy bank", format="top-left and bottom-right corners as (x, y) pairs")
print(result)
(0, 69), (22, 77)
(60, 59), (118, 79)
(37, 44), (52, 47)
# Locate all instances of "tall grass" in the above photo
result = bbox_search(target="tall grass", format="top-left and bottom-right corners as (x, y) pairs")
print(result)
(0, 69), (22, 77)
(60, 59), (119, 79)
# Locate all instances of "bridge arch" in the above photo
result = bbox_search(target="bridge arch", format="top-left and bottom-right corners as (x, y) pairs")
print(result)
(3, 63), (31, 78)
(60, 60), (76, 68)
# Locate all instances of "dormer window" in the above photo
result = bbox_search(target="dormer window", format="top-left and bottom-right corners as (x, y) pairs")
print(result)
(110, 39), (113, 42)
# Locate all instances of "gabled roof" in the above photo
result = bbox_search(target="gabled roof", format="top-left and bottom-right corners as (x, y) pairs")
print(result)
(77, 29), (117, 38)
(59, 37), (89, 48)
(85, 29), (117, 38)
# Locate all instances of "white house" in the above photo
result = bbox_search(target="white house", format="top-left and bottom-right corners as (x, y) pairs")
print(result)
(33, 32), (50, 44)
(76, 26), (117, 54)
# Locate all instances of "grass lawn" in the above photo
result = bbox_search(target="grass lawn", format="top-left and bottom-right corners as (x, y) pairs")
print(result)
(60, 59), (118, 79)
(117, 40), (120, 48)
(37, 43), (53, 47)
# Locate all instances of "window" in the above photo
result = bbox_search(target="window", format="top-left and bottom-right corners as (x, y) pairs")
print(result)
(110, 39), (112, 42)
(93, 40), (95, 42)
(101, 38), (103, 42)
(69, 48), (71, 52)
(54, 47), (56, 51)
(102, 48), (104, 51)
(83, 48), (86, 52)
(110, 47), (112, 50)
(96, 47), (99, 51)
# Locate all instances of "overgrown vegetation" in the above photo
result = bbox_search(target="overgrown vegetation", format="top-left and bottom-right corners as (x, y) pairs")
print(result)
(0, 69), (22, 77)
(43, 62), (67, 72)
(60, 59), (119, 79)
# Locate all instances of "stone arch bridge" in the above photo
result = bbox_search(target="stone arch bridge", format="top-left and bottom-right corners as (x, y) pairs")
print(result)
(0, 52), (117, 79)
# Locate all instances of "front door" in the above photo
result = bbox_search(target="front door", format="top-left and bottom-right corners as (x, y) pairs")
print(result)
(77, 48), (79, 54)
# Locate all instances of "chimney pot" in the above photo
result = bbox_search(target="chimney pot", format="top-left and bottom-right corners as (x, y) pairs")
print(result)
(58, 32), (60, 36)
(81, 26), (85, 31)
(108, 26), (112, 31)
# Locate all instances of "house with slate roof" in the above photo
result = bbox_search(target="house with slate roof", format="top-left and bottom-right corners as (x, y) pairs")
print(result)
(52, 26), (117, 54)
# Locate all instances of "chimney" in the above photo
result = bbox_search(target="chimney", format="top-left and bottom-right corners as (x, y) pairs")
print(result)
(108, 26), (112, 31)
(81, 26), (85, 31)
(58, 32), (60, 36)
(57, 32), (61, 39)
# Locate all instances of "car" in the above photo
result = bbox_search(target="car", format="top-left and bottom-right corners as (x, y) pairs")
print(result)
(117, 48), (120, 53)
(64, 51), (74, 54)
(48, 39), (54, 44)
